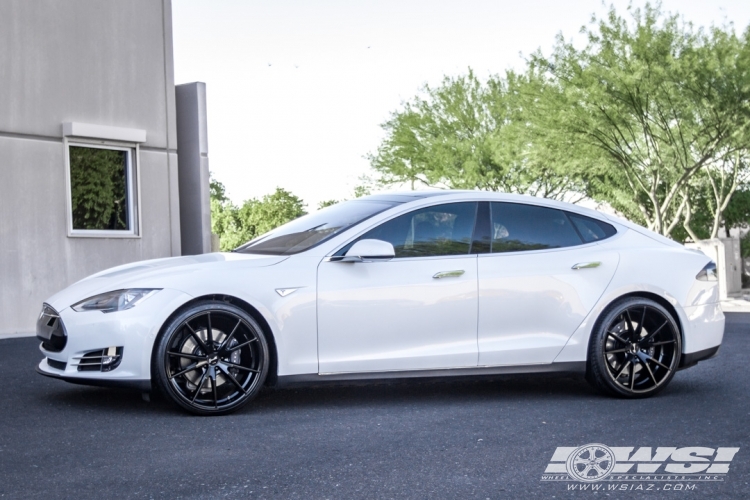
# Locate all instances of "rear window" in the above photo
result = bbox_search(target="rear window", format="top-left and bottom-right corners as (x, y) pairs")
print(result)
(490, 202), (582, 252)
(568, 213), (617, 243)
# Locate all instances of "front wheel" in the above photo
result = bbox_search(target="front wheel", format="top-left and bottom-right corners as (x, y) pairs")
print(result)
(153, 301), (269, 415)
(587, 297), (681, 398)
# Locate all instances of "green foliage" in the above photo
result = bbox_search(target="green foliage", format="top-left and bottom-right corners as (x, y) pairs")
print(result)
(741, 231), (750, 259)
(209, 181), (307, 251)
(353, 182), (373, 199)
(369, 3), (750, 241)
(369, 70), (587, 199)
(533, 4), (750, 237)
(69, 146), (128, 230)
(318, 200), (339, 209)
(723, 188), (750, 235)
(210, 176), (228, 204)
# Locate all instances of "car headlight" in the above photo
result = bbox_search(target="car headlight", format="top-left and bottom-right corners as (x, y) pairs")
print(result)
(696, 261), (718, 282)
(71, 289), (161, 313)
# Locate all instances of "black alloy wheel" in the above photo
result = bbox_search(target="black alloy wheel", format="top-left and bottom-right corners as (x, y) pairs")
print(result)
(587, 297), (681, 398)
(153, 301), (269, 415)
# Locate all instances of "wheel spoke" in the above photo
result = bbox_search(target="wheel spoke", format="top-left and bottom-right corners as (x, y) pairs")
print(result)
(167, 351), (204, 361)
(225, 337), (257, 352)
(222, 361), (259, 373)
(644, 354), (671, 371)
(629, 360), (635, 390)
(614, 360), (630, 381)
(607, 332), (629, 345)
(636, 306), (647, 336)
(605, 346), (630, 354)
(218, 365), (247, 394)
(190, 369), (209, 403)
(169, 361), (205, 380)
(185, 321), (209, 353)
(648, 339), (676, 347)
(642, 357), (658, 385)
(218, 318), (242, 352)
(641, 320), (669, 343)
(624, 309), (635, 340)
(210, 368), (218, 409)
(206, 312), (214, 346)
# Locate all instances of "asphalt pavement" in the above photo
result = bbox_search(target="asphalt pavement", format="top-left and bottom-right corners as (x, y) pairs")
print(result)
(1, 314), (749, 499)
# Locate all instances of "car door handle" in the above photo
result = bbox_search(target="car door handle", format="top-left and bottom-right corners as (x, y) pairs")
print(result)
(571, 262), (601, 270)
(433, 270), (465, 279)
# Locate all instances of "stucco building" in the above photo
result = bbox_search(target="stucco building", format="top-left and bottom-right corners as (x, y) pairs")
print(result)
(0, 0), (210, 334)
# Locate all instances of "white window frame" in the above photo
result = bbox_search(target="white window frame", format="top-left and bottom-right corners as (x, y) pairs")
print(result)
(64, 137), (142, 238)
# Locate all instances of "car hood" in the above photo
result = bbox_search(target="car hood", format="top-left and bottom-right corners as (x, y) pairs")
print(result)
(45, 253), (288, 312)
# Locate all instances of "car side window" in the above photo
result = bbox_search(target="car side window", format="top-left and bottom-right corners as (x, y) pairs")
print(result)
(567, 213), (617, 243)
(359, 202), (478, 258)
(490, 202), (582, 253)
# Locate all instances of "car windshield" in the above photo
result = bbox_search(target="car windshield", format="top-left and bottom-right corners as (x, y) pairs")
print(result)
(234, 200), (399, 255)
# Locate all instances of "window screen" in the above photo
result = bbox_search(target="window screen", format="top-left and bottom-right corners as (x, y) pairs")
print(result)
(360, 202), (478, 258)
(490, 202), (582, 253)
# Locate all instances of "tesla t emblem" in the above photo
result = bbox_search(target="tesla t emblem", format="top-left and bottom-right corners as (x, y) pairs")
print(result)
(275, 288), (300, 297)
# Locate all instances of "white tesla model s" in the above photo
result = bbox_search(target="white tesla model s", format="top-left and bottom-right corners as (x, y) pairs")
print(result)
(36, 191), (724, 415)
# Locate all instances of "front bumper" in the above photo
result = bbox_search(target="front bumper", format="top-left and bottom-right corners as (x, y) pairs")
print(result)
(36, 363), (151, 391)
(36, 288), (193, 389)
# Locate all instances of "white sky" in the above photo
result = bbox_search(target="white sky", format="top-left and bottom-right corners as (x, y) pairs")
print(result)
(172, 0), (750, 210)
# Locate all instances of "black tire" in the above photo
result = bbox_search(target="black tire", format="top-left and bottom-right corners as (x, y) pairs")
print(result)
(153, 301), (269, 415)
(586, 297), (681, 398)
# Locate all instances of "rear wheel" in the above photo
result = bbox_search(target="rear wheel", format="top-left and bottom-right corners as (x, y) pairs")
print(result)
(587, 297), (681, 398)
(153, 301), (269, 415)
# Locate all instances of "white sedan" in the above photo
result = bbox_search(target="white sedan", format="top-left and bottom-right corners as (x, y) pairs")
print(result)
(36, 191), (724, 415)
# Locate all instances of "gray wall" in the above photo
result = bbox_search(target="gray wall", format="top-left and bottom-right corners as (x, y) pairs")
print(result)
(0, 0), (181, 334)
(176, 82), (211, 255)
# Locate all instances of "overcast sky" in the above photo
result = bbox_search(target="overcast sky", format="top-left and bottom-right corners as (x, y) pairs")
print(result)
(172, 0), (750, 210)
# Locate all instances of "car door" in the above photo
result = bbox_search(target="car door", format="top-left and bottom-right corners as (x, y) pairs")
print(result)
(477, 202), (619, 366)
(317, 202), (480, 373)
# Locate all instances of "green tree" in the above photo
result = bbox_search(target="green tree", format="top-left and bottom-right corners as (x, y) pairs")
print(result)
(369, 4), (750, 241)
(369, 70), (586, 199)
(209, 183), (307, 251)
(210, 176), (229, 204)
(723, 187), (750, 236)
(533, 4), (750, 237)
(317, 200), (339, 209)
(237, 188), (307, 240)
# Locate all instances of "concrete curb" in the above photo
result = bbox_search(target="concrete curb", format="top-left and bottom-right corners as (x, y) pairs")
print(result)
(721, 299), (750, 313)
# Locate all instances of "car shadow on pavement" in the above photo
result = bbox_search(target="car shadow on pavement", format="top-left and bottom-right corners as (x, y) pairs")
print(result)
(38, 372), (599, 416)
(38, 370), (715, 416)
(248, 371), (717, 414)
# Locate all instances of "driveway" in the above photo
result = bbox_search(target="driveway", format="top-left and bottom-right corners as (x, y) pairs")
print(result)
(0, 314), (748, 499)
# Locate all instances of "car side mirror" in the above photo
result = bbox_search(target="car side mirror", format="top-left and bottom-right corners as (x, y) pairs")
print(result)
(336, 239), (395, 262)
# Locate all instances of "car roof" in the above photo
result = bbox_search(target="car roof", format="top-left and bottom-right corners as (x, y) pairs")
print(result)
(357, 190), (607, 220)
(356, 192), (458, 203)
